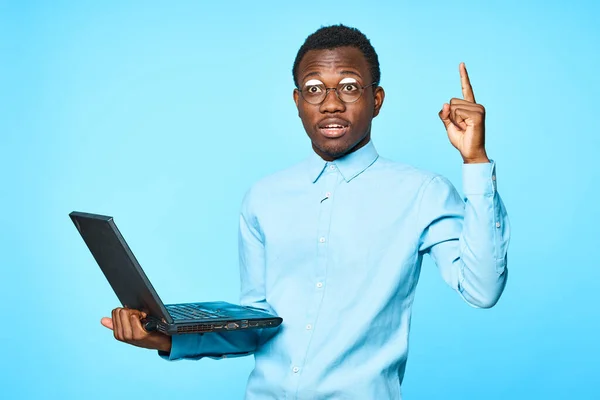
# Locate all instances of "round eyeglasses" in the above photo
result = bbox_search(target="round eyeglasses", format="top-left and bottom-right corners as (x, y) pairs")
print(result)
(298, 81), (378, 105)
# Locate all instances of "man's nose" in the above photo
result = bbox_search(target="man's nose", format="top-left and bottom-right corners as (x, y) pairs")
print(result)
(319, 89), (346, 113)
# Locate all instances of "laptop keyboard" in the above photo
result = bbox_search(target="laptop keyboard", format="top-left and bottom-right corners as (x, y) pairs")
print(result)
(167, 304), (231, 321)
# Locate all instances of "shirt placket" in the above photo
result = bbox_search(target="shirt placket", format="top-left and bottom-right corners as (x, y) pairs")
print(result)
(290, 162), (339, 396)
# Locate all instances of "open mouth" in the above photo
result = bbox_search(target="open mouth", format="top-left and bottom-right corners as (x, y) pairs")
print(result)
(318, 120), (350, 138)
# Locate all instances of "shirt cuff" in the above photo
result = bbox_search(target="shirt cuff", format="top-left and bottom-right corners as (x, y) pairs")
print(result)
(462, 160), (497, 196)
(158, 333), (203, 361)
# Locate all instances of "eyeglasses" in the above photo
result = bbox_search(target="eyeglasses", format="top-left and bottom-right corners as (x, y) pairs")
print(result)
(297, 81), (378, 105)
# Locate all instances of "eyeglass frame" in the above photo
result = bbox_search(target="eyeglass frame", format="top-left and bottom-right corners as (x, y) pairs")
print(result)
(295, 80), (379, 105)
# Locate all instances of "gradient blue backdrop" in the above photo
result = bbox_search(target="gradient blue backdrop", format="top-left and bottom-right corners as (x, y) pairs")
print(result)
(2, 1), (599, 398)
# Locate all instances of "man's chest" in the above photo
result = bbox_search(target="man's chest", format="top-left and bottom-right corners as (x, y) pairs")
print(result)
(257, 177), (425, 273)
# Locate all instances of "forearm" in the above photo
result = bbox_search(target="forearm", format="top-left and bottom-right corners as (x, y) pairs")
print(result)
(456, 162), (510, 308)
(160, 329), (262, 361)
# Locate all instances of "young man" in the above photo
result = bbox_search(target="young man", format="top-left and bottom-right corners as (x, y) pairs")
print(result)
(102, 25), (509, 399)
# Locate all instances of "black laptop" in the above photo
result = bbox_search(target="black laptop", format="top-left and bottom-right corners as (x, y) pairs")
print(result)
(70, 211), (282, 335)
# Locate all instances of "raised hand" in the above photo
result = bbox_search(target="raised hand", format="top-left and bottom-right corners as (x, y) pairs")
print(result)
(101, 308), (172, 352)
(438, 63), (490, 164)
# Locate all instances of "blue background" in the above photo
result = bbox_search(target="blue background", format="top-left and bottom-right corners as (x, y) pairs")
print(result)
(2, 0), (599, 398)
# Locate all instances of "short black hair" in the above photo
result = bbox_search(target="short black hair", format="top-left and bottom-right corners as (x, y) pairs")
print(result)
(292, 24), (380, 88)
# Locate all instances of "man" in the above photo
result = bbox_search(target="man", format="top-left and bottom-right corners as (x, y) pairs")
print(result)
(102, 25), (509, 399)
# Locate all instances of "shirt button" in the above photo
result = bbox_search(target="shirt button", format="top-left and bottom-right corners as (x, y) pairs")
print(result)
(496, 222), (501, 228)
(325, 192), (331, 198)
(316, 282), (323, 288)
(292, 366), (300, 373)
(492, 175), (496, 181)
(306, 324), (312, 330)
(329, 165), (336, 170)
(319, 237), (326, 243)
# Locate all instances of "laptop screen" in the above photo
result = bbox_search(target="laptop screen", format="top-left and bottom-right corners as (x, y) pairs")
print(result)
(70, 211), (173, 323)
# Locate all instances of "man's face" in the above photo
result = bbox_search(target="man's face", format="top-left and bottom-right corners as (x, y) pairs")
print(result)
(293, 46), (385, 161)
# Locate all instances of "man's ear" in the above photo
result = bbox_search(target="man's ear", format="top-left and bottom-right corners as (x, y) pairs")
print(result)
(373, 86), (385, 118)
(293, 89), (301, 116)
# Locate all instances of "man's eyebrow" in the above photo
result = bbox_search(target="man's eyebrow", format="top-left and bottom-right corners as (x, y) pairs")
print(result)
(339, 70), (362, 78)
(300, 70), (361, 84)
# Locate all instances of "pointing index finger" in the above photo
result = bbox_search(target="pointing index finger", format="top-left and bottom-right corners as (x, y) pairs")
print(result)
(460, 62), (476, 103)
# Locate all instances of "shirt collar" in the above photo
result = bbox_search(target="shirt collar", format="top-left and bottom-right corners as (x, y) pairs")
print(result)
(307, 140), (379, 183)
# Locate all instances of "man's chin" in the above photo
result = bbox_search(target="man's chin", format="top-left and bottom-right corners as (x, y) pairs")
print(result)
(313, 141), (352, 161)
(311, 131), (370, 160)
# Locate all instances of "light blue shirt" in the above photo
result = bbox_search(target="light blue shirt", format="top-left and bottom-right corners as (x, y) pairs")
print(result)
(162, 141), (510, 399)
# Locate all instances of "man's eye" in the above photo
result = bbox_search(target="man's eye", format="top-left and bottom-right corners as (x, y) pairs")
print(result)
(342, 84), (358, 92)
(306, 85), (322, 94)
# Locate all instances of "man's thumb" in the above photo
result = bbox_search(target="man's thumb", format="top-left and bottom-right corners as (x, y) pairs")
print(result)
(438, 103), (452, 129)
(101, 317), (114, 330)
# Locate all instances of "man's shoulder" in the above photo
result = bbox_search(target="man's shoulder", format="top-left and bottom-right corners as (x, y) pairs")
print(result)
(374, 156), (442, 186)
(241, 158), (310, 210)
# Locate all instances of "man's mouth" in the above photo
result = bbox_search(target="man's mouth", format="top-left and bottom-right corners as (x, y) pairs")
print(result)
(318, 119), (350, 138)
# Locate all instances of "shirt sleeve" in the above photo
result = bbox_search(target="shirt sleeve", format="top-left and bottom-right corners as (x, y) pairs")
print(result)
(417, 161), (510, 308)
(159, 187), (280, 361)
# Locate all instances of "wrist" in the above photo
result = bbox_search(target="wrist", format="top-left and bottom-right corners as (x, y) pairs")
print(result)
(463, 157), (490, 164)
(462, 152), (489, 164)
(157, 335), (172, 353)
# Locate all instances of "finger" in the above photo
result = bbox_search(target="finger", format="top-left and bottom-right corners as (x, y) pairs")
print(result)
(448, 104), (468, 130)
(101, 317), (114, 330)
(449, 113), (468, 132)
(130, 313), (148, 340)
(111, 309), (118, 339)
(438, 103), (453, 129)
(459, 62), (476, 103)
(113, 308), (123, 340)
(126, 309), (146, 319)
(452, 107), (480, 127)
(120, 309), (134, 340)
(449, 97), (481, 107)
(439, 103), (463, 139)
